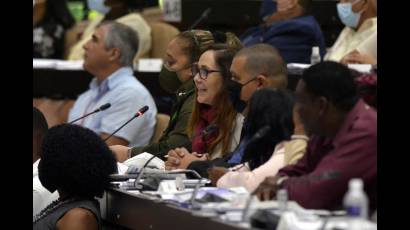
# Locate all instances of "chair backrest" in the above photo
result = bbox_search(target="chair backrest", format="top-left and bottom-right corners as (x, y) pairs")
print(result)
(150, 113), (171, 144)
(33, 98), (75, 127)
(147, 21), (180, 59)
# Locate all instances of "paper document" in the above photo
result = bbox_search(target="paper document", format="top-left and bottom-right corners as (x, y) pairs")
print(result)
(123, 152), (165, 170)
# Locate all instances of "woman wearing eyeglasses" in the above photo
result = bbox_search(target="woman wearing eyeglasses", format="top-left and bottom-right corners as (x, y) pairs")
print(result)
(165, 42), (244, 170)
(111, 30), (242, 163)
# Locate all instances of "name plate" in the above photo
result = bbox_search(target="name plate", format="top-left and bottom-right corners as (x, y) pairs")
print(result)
(137, 59), (163, 72)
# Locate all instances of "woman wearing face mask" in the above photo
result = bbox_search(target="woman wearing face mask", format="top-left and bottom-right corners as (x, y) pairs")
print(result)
(325, 0), (377, 64)
(66, 0), (151, 63)
(111, 30), (241, 162)
(165, 42), (245, 171)
(33, 0), (75, 59)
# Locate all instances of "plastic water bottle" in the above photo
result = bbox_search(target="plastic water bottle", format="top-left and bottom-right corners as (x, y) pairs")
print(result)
(277, 189), (288, 213)
(343, 178), (369, 219)
(311, 46), (321, 65)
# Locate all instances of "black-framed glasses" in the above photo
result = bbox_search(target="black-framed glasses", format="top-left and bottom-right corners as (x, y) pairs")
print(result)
(192, 63), (221, 80)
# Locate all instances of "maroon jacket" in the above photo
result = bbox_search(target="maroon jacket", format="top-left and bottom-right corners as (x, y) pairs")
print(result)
(278, 99), (377, 211)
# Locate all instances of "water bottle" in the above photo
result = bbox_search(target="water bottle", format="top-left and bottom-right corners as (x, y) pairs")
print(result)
(277, 189), (288, 213)
(311, 46), (321, 65)
(343, 178), (369, 219)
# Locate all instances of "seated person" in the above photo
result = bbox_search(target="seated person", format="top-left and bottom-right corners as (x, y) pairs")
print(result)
(254, 61), (377, 212)
(33, 0), (75, 59)
(33, 107), (59, 218)
(214, 89), (308, 193)
(165, 43), (244, 170)
(340, 32), (377, 65)
(182, 44), (294, 177)
(241, 0), (326, 64)
(68, 22), (157, 147)
(33, 124), (117, 229)
(110, 30), (241, 162)
(325, 0), (377, 64)
(67, 0), (151, 63)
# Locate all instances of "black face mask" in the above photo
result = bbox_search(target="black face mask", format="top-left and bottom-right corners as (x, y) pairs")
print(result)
(227, 80), (248, 113)
(158, 66), (182, 94)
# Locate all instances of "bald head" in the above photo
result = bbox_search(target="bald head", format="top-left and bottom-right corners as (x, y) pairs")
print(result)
(235, 44), (288, 89)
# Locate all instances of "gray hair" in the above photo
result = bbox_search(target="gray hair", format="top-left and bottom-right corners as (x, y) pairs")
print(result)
(102, 22), (139, 67)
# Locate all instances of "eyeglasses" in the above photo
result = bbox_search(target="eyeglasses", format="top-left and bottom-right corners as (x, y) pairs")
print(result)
(192, 63), (221, 80)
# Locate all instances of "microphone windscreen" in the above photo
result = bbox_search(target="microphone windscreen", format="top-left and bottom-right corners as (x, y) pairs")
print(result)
(99, 103), (111, 111)
(139, 105), (149, 114)
(201, 124), (218, 137)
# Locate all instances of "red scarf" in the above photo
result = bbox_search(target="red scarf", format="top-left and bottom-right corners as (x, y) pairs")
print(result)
(191, 105), (218, 154)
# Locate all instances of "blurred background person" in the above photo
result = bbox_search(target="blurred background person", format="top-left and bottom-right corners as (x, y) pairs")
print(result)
(325, 0), (377, 64)
(33, 0), (75, 59)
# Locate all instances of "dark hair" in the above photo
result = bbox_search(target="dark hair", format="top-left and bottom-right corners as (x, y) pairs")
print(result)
(44, 0), (75, 29)
(38, 124), (117, 198)
(241, 89), (294, 170)
(188, 45), (239, 156)
(302, 61), (359, 111)
(176, 30), (243, 64)
(298, 0), (313, 15)
(123, 0), (145, 11)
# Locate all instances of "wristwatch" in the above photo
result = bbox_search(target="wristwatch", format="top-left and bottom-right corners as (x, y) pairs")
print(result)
(127, 148), (132, 159)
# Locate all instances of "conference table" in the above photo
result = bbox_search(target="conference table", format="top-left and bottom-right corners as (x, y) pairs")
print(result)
(101, 188), (243, 230)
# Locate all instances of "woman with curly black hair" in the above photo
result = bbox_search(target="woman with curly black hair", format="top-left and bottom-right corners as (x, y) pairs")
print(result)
(33, 124), (117, 230)
(215, 88), (308, 192)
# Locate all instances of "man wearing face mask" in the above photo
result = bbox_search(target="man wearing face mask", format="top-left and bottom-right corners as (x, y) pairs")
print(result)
(325, 0), (377, 63)
(66, 0), (151, 64)
(187, 44), (307, 178)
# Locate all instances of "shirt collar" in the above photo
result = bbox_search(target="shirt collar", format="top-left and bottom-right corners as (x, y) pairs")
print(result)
(357, 17), (377, 33)
(89, 67), (134, 91)
(33, 159), (40, 176)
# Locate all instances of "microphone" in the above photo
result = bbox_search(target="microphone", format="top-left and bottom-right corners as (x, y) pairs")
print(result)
(199, 124), (218, 138)
(188, 178), (205, 210)
(189, 8), (212, 30)
(69, 103), (111, 124)
(103, 105), (149, 142)
(132, 124), (219, 190)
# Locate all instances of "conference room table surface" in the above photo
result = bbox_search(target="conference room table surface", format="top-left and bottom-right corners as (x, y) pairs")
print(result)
(102, 188), (245, 230)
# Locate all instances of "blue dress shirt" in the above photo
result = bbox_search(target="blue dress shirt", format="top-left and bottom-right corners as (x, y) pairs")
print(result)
(68, 67), (157, 147)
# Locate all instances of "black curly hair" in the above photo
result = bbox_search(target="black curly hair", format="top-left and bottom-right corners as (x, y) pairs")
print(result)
(241, 88), (294, 170)
(302, 61), (359, 112)
(38, 124), (117, 198)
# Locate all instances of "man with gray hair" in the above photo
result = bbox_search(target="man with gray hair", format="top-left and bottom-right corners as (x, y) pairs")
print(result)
(69, 21), (157, 147)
